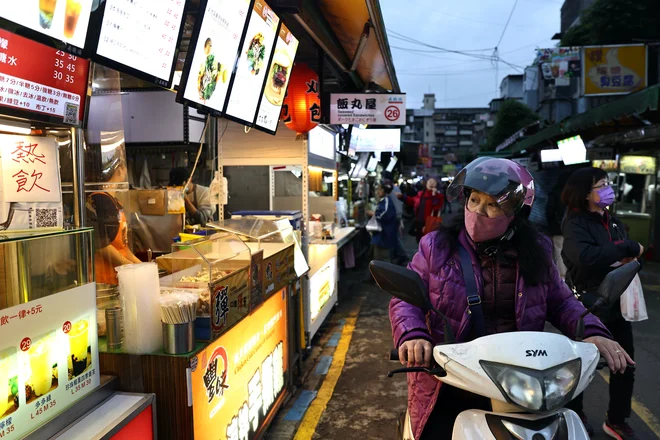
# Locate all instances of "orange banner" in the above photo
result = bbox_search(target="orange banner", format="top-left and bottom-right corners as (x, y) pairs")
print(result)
(191, 290), (288, 439)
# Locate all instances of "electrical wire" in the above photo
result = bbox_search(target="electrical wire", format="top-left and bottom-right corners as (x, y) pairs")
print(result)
(388, 31), (495, 60)
(496, 0), (520, 48)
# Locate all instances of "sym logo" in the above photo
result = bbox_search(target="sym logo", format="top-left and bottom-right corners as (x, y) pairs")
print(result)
(526, 349), (548, 357)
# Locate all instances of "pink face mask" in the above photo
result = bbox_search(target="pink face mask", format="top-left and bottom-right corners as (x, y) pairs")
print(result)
(464, 206), (514, 243)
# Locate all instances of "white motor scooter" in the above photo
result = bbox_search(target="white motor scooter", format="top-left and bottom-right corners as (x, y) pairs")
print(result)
(370, 260), (640, 440)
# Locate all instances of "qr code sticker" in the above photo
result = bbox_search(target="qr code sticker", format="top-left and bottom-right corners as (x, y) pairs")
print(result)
(64, 102), (79, 125)
(36, 209), (58, 228)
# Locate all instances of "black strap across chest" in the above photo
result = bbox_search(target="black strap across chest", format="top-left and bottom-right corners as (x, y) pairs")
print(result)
(458, 244), (486, 338)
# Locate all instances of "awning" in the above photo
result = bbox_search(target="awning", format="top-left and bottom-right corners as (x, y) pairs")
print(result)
(295, 0), (399, 92)
(509, 85), (660, 154)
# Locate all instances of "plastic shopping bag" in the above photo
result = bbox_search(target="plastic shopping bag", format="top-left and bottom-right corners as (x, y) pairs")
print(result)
(620, 274), (648, 322)
(366, 215), (382, 233)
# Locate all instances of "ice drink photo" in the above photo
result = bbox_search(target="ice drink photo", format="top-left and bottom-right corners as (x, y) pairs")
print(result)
(39, 0), (58, 29)
(68, 318), (90, 379)
(64, 0), (82, 39)
(27, 338), (55, 398)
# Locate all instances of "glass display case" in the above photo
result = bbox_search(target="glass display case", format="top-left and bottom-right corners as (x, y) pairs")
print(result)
(156, 232), (251, 340)
(0, 228), (94, 308)
(0, 228), (100, 439)
(208, 219), (309, 308)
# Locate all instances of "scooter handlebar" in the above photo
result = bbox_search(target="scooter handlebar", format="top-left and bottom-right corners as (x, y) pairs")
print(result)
(389, 349), (399, 361)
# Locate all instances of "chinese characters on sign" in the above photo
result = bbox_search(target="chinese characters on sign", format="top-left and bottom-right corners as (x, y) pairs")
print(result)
(0, 29), (88, 124)
(209, 268), (250, 338)
(96, 0), (186, 86)
(1, 136), (61, 203)
(330, 93), (406, 126)
(0, 284), (99, 440)
(583, 45), (647, 96)
(192, 292), (287, 440)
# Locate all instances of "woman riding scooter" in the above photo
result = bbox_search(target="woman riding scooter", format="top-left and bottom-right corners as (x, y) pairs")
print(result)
(389, 158), (633, 439)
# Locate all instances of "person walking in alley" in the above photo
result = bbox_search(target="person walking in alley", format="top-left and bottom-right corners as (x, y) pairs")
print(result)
(398, 177), (444, 242)
(442, 181), (452, 214)
(546, 170), (573, 280)
(367, 182), (399, 262)
(383, 172), (408, 265)
(562, 167), (644, 439)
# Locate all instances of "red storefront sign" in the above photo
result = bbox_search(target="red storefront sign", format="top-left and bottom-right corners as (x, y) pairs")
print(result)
(0, 28), (89, 125)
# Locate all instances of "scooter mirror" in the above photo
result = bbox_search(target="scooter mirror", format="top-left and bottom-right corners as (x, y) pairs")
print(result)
(369, 261), (432, 311)
(597, 260), (641, 305)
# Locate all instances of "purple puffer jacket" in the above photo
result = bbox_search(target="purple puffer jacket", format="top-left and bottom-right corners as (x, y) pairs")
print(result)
(389, 229), (611, 440)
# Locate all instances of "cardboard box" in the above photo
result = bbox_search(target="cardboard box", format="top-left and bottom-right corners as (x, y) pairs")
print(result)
(137, 190), (167, 216)
(264, 244), (295, 298)
(249, 249), (264, 311)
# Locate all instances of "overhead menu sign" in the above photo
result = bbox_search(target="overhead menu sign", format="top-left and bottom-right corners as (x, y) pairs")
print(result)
(330, 93), (406, 126)
(0, 0), (93, 54)
(93, 0), (187, 88)
(224, 0), (279, 126)
(0, 28), (89, 126)
(254, 24), (298, 135)
(350, 127), (401, 153)
(176, 0), (251, 115)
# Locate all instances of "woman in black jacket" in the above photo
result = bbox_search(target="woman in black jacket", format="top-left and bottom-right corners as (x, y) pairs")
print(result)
(561, 167), (643, 440)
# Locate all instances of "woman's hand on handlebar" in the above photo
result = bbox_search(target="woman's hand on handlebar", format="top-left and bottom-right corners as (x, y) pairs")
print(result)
(584, 336), (635, 374)
(399, 339), (433, 368)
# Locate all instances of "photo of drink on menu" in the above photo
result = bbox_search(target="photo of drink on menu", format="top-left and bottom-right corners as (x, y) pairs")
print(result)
(224, 0), (279, 124)
(0, 347), (18, 420)
(179, 0), (251, 113)
(255, 24), (299, 133)
(24, 330), (58, 404)
(67, 316), (91, 380)
(0, 0), (93, 49)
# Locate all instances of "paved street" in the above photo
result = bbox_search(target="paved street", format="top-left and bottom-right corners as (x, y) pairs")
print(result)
(267, 219), (660, 439)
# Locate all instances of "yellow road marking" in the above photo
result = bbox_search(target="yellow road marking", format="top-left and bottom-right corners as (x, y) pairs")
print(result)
(293, 297), (365, 440)
(598, 370), (660, 437)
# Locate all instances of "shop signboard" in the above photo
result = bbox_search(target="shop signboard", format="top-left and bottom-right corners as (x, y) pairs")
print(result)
(583, 45), (647, 96)
(620, 156), (655, 175)
(593, 160), (618, 172)
(330, 93), (406, 126)
(254, 23), (298, 135)
(536, 47), (581, 86)
(350, 127), (401, 153)
(309, 257), (336, 322)
(191, 290), (287, 440)
(91, 0), (187, 88)
(0, 29), (89, 126)
(224, 0), (280, 127)
(209, 268), (250, 339)
(308, 126), (336, 162)
(0, 283), (99, 440)
(176, 0), (251, 116)
(0, 0), (93, 55)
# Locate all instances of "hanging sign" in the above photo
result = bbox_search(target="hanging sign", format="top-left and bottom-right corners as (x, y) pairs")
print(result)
(0, 135), (61, 203)
(191, 291), (287, 440)
(330, 93), (406, 126)
(583, 45), (647, 96)
(0, 29), (89, 125)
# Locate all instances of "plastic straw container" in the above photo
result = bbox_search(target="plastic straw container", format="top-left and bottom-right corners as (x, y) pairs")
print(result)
(116, 262), (162, 354)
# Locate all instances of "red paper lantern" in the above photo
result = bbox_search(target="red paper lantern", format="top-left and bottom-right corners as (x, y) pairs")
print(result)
(281, 63), (321, 134)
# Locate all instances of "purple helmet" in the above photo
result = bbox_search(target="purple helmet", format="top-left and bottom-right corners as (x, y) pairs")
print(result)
(447, 157), (535, 217)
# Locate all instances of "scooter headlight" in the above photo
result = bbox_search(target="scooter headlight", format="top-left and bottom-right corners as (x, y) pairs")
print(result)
(481, 359), (582, 413)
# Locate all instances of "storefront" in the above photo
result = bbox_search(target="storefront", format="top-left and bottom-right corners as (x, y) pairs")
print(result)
(0, 0), (399, 437)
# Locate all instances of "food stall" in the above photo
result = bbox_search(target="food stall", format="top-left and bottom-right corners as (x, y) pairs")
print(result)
(615, 155), (657, 247)
(0, 11), (158, 439)
(217, 119), (360, 349)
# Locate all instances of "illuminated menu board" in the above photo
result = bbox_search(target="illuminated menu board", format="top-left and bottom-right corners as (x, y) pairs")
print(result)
(93, 0), (187, 88)
(254, 24), (298, 135)
(224, 0), (279, 126)
(176, 0), (251, 115)
(0, 0), (93, 54)
(0, 28), (89, 126)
